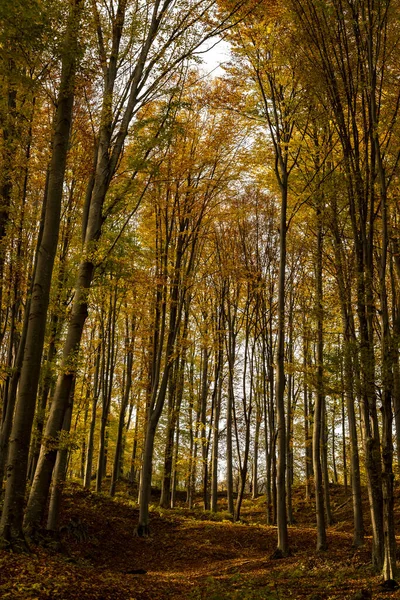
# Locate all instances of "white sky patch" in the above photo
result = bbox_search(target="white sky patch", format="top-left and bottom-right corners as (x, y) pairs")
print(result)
(193, 37), (232, 78)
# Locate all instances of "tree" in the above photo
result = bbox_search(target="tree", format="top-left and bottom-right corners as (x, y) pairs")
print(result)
(24, 0), (251, 537)
(227, 5), (305, 556)
(0, 0), (84, 547)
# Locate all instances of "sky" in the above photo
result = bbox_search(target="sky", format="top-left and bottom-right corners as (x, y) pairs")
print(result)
(194, 37), (232, 78)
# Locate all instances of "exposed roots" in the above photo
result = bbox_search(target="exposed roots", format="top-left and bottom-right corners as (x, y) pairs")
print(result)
(0, 528), (31, 553)
(270, 547), (291, 560)
(135, 523), (150, 537)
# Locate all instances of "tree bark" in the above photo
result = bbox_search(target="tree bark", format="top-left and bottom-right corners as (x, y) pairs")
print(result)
(46, 387), (74, 532)
(110, 327), (133, 497)
(313, 198), (327, 551)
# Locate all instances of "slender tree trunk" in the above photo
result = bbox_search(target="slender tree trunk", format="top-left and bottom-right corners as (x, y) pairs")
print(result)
(28, 315), (59, 483)
(110, 333), (133, 497)
(0, 57), (17, 310)
(225, 306), (236, 516)
(331, 200), (364, 547)
(321, 397), (333, 526)
(159, 365), (177, 508)
(97, 296), (117, 493)
(129, 399), (141, 484)
(274, 177), (289, 557)
(252, 400), (261, 500)
(331, 404), (338, 485)
(84, 342), (101, 489)
(136, 417), (157, 536)
(376, 143), (396, 580)
(28, 183), (74, 482)
(211, 357), (222, 512)
(340, 356), (348, 494)
(170, 414), (180, 508)
(186, 359), (195, 508)
(200, 345), (210, 511)
(46, 386), (74, 532)
(226, 358), (234, 515)
(390, 249), (400, 471)
(314, 199), (327, 551)
(286, 293), (294, 524)
(303, 325), (312, 501)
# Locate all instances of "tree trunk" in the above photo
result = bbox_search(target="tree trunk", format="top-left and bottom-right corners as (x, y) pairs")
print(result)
(110, 334), (133, 497)
(314, 199), (327, 551)
(200, 345), (210, 511)
(340, 358), (348, 494)
(159, 364), (177, 508)
(211, 359), (222, 512)
(303, 325), (312, 501)
(84, 342), (101, 489)
(274, 177), (289, 557)
(286, 292), (294, 524)
(170, 414), (180, 508)
(225, 303), (236, 516)
(46, 387), (74, 532)
(252, 400), (261, 500)
(321, 397), (333, 526)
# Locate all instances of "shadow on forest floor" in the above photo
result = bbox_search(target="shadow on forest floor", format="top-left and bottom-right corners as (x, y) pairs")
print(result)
(0, 482), (398, 599)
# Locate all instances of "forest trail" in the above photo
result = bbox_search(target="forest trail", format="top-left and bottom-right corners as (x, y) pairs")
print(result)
(0, 483), (396, 599)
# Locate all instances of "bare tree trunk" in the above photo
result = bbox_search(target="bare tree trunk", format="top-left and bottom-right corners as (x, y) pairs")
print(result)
(252, 399), (261, 500)
(303, 324), (312, 501)
(200, 345), (210, 511)
(331, 404), (338, 485)
(110, 326), (133, 497)
(129, 397), (141, 484)
(211, 358), (222, 512)
(286, 291), (294, 524)
(0, 56), (17, 317)
(186, 359), (196, 508)
(28, 183), (74, 482)
(170, 414), (180, 508)
(314, 199), (327, 551)
(274, 176), (289, 557)
(97, 291), (118, 493)
(376, 135), (396, 580)
(84, 341), (101, 489)
(234, 313), (253, 522)
(340, 355), (348, 494)
(159, 364), (178, 508)
(321, 397), (333, 526)
(46, 386), (74, 532)
(330, 198), (364, 547)
(225, 298), (237, 516)
(390, 249), (400, 471)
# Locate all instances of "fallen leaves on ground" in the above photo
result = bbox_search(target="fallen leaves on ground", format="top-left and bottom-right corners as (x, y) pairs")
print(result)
(0, 483), (397, 599)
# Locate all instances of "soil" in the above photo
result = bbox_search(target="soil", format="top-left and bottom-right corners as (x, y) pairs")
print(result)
(0, 483), (398, 599)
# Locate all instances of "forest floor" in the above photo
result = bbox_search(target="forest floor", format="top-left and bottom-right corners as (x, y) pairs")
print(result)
(0, 482), (399, 599)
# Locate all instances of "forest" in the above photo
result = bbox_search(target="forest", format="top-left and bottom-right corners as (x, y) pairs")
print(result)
(1, 0), (400, 598)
